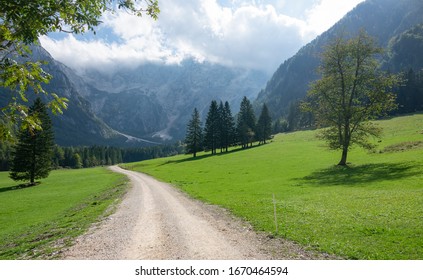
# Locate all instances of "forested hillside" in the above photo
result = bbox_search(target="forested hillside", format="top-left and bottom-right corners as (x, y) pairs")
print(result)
(255, 0), (423, 125)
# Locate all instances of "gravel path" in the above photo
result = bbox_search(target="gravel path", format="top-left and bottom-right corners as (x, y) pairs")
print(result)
(61, 166), (333, 260)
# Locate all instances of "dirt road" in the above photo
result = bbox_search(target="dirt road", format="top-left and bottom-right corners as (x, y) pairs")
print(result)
(61, 166), (329, 260)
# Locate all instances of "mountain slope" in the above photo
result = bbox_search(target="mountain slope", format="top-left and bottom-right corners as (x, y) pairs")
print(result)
(0, 45), (129, 146)
(384, 23), (423, 72)
(80, 60), (268, 141)
(2, 44), (267, 146)
(256, 0), (423, 119)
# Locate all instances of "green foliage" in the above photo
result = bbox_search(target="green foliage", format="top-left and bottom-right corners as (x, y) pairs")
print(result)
(186, 100), (237, 156)
(185, 108), (203, 157)
(204, 100), (220, 154)
(0, 0), (159, 43)
(305, 31), (400, 165)
(0, 167), (127, 259)
(72, 153), (83, 169)
(387, 23), (423, 72)
(52, 144), (183, 170)
(394, 68), (423, 114)
(0, 141), (12, 170)
(123, 113), (423, 260)
(256, 103), (272, 144)
(0, 0), (159, 141)
(9, 98), (54, 184)
(286, 100), (314, 131)
(219, 101), (236, 152)
(237, 96), (256, 149)
(255, 0), (423, 123)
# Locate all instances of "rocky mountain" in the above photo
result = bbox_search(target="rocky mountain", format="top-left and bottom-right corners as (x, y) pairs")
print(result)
(79, 60), (268, 141)
(1, 45), (268, 146)
(0, 45), (132, 146)
(255, 0), (423, 120)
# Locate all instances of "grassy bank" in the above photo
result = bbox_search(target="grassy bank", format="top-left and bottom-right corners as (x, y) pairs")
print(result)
(123, 113), (423, 259)
(0, 167), (127, 259)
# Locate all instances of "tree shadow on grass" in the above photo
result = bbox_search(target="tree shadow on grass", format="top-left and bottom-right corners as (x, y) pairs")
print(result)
(0, 182), (40, 194)
(297, 162), (421, 186)
(159, 145), (261, 166)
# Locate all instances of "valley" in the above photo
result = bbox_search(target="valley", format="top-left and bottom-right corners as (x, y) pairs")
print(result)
(1, 114), (421, 259)
(123, 114), (423, 260)
(1, 0), (423, 262)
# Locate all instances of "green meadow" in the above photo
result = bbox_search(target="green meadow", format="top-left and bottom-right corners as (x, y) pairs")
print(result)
(0, 167), (127, 259)
(124, 113), (423, 259)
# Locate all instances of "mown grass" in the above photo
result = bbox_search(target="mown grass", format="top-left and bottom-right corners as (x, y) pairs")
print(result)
(0, 167), (127, 259)
(123, 113), (423, 260)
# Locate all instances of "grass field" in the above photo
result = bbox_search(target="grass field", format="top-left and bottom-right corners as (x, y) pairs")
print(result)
(0, 167), (127, 259)
(123, 113), (423, 260)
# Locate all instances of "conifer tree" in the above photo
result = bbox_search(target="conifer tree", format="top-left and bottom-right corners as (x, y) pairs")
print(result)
(219, 101), (236, 152)
(10, 98), (55, 185)
(237, 96), (256, 148)
(185, 108), (203, 157)
(204, 100), (220, 154)
(256, 103), (272, 144)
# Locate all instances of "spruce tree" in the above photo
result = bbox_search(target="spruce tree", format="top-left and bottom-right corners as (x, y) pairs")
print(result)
(256, 103), (272, 144)
(204, 100), (220, 154)
(220, 101), (236, 152)
(236, 96), (256, 148)
(10, 98), (55, 185)
(185, 108), (203, 157)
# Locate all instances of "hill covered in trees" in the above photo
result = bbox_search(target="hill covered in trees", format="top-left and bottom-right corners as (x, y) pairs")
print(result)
(255, 0), (423, 129)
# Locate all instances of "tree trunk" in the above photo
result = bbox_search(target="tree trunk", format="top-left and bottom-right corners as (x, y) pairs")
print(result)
(338, 120), (351, 166)
(30, 139), (36, 185)
(338, 146), (348, 166)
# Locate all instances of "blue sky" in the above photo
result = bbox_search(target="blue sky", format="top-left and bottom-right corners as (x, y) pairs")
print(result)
(40, 0), (365, 74)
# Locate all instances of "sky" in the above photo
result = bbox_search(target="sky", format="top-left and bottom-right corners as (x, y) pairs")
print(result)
(40, 0), (365, 74)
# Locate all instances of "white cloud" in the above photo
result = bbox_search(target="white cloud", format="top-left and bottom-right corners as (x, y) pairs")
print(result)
(304, 0), (364, 35)
(40, 0), (365, 74)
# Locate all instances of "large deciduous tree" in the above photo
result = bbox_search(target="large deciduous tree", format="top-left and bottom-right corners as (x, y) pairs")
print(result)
(185, 108), (203, 157)
(0, 0), (159, 141)
(305, 31), (399, 165)
(10, 98), (54, 185)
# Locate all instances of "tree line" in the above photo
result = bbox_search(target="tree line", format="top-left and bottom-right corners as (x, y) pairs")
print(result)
(394, 68), (423, 114)
(185, 97), (272, 157)
(272, 67), (423, 134)
(0, 98), (184, 180)
(1, 142), (184, 172)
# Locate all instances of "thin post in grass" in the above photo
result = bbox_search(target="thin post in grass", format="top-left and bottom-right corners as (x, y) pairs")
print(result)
(273, 193), (278, 234)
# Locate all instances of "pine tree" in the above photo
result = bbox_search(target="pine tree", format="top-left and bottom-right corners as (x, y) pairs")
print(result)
(237, 96), (256, 149)
(204, 100), (220, 154)
(219, 101), (236, 152)
(256, 103), (272, 144)
(10, 98), (55, 185)
(185, 108), (203, 157)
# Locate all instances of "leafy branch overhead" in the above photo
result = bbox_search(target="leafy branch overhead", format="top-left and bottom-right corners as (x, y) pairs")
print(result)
(0, 0), (159, 140)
